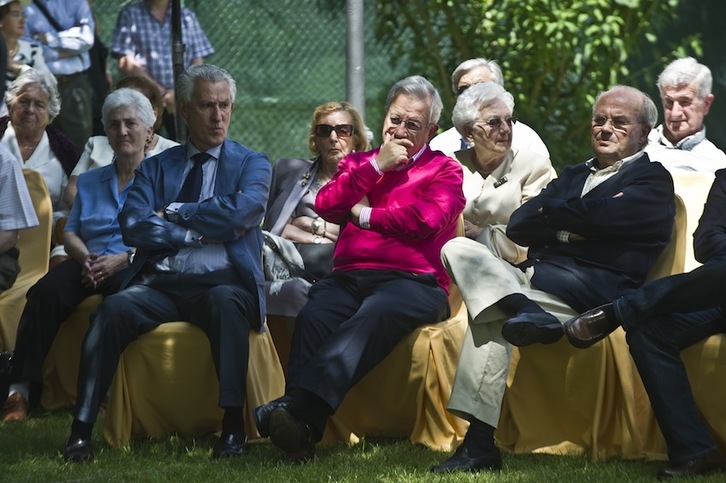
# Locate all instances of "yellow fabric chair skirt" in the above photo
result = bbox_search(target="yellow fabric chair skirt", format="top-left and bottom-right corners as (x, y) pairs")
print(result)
(322, 284), (469, 451)
(102, 321), (285, 447)
(0, 169), (52, 351)
(497, 328), (647, 460)
(40, 294), (285, 447)
(42, 294), (103, 409)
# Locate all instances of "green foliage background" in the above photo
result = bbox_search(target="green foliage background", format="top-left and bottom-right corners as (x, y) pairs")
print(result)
(375, 0), (707, 168)
(89, 1), (726, 170)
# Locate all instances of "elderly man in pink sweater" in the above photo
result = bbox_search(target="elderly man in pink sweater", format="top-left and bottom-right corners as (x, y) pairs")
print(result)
(254, 75), (466, 462)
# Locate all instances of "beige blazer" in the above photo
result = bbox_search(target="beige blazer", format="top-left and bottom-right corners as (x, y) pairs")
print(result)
(452, 147), (556, 264)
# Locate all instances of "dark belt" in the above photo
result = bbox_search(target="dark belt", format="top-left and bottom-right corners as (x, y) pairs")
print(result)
(55, 70), (88, 85)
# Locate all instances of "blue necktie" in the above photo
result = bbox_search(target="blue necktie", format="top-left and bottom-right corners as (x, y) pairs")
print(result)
(177, 152), (211, 202)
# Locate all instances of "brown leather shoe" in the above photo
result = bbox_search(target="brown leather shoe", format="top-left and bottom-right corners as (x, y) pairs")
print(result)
(563, 303), (619, 349)
(2, 393), (29, 422)
(657, 451), (725, 480)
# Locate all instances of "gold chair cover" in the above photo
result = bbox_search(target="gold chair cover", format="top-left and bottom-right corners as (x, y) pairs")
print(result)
(0, 169), (52, 351)
(41, 294), (102, 409)
(102, 321), (285, 446)
(322, 284), (469, 451)
(497, 194), (689, 461)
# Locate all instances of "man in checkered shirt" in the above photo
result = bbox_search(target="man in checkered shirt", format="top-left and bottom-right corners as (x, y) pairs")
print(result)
(110, 0), (214, 140)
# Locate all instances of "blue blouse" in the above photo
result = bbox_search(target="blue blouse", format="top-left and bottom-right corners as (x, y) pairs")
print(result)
(64, 162), (133, 255)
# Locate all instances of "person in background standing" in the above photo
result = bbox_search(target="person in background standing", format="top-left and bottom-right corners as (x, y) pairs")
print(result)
(22, 0), (94, 150)
(110, 0), (214, 140)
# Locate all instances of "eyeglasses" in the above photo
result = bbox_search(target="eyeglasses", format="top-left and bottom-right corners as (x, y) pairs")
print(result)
(456, 85), (471, 96)
(388, 116), (426, 134)
(477, 117), (517, 129)
(592, 115), (639, 130)
(315, 124), (354, 138)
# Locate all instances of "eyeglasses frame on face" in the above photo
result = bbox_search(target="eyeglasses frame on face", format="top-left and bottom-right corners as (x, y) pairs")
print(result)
(315, 124), (354, 138)
(591, 115), (641, 130)
(388, 115), (430, 135)
(476, 116), (518, 130)
(456, 85), (470, 96)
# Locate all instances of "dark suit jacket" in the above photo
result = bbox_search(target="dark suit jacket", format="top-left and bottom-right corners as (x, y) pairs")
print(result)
(262, 157), (319, 236)
(120, 139), (272, 326)
(694, 168), (726, 263)
(507, 152), (675, 312)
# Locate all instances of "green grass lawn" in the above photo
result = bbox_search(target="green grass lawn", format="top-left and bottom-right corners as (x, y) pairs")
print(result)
(1, 408), (723, 482)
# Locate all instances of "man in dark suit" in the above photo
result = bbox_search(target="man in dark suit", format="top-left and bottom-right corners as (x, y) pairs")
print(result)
(62, 64), (272, 462)
(564, 170), (726, 479)
(431, 85), (675, 473)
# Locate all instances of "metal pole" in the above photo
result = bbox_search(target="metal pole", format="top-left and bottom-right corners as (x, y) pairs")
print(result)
(346, 0), (365, 122)
(171, 0), (187, 142)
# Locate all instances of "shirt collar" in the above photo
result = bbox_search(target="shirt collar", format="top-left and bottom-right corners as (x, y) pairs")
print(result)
(393, 144), (427, 171)
(586, 149), (644, 173)
(654, 124), (707, 151)
(186, 142), (222, 162)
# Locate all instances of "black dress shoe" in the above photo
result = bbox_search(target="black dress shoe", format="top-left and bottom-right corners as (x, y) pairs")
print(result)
(657, 451), (725, 480)
(63, 436), (94, 463)
(501, 312), (563, 346)
(268, 407), (315, 463)
(564, 303), (619, 349)
(254, 395), (292, 438)
(430, 445), (502, 473)
(212, 432), (249, 459)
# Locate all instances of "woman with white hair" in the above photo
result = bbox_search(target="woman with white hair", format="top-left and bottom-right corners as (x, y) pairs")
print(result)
(0, 69), (80, 264)
(1, 88), (155, 422)
(430, 81), (557, 473)
(447, 81), (557, 265)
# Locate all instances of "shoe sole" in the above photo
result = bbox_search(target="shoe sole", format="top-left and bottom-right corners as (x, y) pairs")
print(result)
(269, 409), (315, 463)
(502, 321), (563, 346)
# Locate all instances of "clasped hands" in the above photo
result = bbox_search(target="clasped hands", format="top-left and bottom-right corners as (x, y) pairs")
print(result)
(82, 253), (125, 289)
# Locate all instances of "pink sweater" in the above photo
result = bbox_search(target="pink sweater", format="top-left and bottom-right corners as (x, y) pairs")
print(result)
(315, 147), (465, 294)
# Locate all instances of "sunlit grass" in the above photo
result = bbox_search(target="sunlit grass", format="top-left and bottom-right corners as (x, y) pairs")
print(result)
(2, 409), (725, 482)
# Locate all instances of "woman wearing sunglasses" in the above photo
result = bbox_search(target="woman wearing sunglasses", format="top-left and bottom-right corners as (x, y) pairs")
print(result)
(444, 81), (556, 266)
(262, 102), (369, 368)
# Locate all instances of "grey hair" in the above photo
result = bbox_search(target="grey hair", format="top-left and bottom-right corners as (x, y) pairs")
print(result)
(451, 58), (505, 94)
(6, 69), (61, 120)
(176, 64), (237, 105)
(384, 75), (443, 125)
(452, 82), (514, 137)
(101, 88), (156, 131)
(593, 85), (658, 130)
(657, 57), (712, 99)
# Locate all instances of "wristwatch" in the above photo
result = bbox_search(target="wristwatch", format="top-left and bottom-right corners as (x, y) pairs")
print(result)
(313, 236), (323, 244)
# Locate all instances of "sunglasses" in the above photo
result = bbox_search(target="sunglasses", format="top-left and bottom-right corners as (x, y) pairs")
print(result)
(478, 117), (517, 129)
(315, 124), (354, 138)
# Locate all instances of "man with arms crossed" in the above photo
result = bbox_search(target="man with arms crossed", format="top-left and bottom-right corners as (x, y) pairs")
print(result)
(62, 64), (271, 462)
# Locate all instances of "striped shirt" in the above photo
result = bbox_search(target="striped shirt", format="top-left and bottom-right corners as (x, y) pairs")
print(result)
(0, 144), (38, 231)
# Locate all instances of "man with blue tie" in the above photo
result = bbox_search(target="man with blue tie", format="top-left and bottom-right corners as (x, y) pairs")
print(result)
(62, 64), (272, 462)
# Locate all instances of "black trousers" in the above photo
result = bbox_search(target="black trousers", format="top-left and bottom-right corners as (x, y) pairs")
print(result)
(11, 258), (128, 389)
(615, 259), (726, 462)
(286, 269), (450, 434)
(74, 269), (257, 423)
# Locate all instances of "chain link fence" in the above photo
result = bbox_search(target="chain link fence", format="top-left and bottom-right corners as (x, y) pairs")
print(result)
(92, 0), (409, 163)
